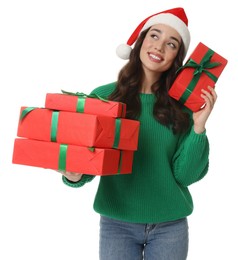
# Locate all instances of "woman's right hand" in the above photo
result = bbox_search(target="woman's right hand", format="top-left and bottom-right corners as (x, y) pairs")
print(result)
(58, 171), (83, 182)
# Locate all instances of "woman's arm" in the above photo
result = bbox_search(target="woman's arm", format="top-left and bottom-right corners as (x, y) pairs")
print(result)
(172, 128), (209, 186)
(172, 86), (217, 186)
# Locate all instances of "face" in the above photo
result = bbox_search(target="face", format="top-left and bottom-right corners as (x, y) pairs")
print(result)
(140, 24), (181, 77)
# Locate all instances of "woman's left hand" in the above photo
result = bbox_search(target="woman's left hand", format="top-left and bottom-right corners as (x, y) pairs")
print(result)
(193, 86), (217, 134)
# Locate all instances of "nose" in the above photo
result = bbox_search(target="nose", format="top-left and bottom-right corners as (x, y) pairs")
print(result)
(155, 41), (165, 53)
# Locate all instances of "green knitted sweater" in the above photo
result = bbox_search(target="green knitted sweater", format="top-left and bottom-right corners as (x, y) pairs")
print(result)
(63, 82), (209, 223)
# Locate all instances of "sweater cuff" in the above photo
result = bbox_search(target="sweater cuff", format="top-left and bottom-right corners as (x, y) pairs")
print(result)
(62, 174), (95, 188)
(191, 126), (207, 138)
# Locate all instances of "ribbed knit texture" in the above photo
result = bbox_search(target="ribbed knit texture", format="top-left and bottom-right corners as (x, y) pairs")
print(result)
(63, 82), (209, 223)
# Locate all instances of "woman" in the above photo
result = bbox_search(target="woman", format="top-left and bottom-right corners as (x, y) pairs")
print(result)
(60, 7), (216, 260)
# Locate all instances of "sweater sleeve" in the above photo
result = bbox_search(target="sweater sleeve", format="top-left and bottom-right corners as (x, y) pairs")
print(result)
(89, 82), (116, 97)
(172, 126), (210, 187)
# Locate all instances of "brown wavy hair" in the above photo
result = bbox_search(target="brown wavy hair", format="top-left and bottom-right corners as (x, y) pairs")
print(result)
(109, 28), (190, 134)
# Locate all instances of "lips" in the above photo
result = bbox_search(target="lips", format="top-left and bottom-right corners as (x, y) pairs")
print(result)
(148, 52), (164, 62)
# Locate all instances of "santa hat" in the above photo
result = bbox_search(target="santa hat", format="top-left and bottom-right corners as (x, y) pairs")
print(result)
(116, 7), (190, 60)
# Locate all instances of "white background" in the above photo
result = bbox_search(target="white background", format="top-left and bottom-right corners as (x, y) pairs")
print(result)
(0, 0), (237, 259)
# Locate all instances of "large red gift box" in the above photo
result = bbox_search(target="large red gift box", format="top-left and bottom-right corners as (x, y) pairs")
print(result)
(168, 42), (228, 112)
(12, 138), (134, 175)
(45, 92), (126, 118)
(17, 107), (140, 151)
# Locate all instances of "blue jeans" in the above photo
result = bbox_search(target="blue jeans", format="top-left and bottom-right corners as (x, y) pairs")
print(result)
(99, 216), (189, 260)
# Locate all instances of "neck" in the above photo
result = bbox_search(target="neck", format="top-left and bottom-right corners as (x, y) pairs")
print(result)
(141, 71), (161, 94)
(140, 87), (152, 94)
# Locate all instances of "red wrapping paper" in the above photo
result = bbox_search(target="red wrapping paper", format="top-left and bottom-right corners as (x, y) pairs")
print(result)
(45, 93), (126, 118)
(12, 138), (134, 175)
(17, 107), (140, 151)
(168, 42), (228, 112)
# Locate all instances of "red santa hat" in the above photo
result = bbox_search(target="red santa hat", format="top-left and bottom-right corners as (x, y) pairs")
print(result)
(116, 7), (190, 60)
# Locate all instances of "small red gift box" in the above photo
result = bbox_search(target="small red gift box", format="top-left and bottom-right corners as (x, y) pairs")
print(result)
(17, 107), (140, 151)
(168, 42), (228, 112)
(12, 138), (134, 175)
(45, 91), (126, 118)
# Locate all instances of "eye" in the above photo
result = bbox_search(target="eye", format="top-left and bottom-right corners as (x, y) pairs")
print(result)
(167, 42), (177, 49)
(150, 33), (159, 40)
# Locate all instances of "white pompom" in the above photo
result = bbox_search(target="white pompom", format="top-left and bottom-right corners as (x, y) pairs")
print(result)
(116, 44), (132, 60)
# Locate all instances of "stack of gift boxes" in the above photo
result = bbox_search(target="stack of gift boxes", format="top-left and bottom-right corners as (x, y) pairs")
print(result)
(12, 92), (140, 176)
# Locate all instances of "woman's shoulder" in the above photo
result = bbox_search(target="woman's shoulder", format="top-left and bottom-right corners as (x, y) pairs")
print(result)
(90, 82), (117, 97)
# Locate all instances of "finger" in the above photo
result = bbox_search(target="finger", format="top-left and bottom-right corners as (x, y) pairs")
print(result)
(64, 171), (76, 176)
(57, 170), (65, 174)
(201, 88), (216, 106)
(201, 93), (215, 110)
(58, 170), (75, 176)
(207, 86), (217, 101)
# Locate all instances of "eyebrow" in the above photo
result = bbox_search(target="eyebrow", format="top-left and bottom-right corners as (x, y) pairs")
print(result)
(150, 28), (181, 44)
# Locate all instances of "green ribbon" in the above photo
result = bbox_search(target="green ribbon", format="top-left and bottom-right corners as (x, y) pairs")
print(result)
(116, 150), (123, 174)
(76, 98), (86, 113)
(58, 144), (68, 171)
(87, 146), (122, 175)
(177, 49), (221, 104)
(20, 107), (59, 142)
(50, 111), (59, 142)
(61, 89), (126, 117)
(88, 147), (95, 152)
(58, 145), (123, 174)
(61, 89), (108, 113)
(20, 107), (38, 120)
(112, 118), (121, 149)
(61, 89), (108, 101)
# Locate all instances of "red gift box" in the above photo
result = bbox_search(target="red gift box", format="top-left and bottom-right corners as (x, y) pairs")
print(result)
(12, 138), (134, 175)
(45, 92), (126, 118)
(168, 42), (228, 112)
(17, 107), (140, 151)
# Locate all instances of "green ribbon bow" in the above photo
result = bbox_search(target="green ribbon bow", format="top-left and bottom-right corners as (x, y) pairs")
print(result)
(176, 49), (221, 104)
(61, 90), (108, 113)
